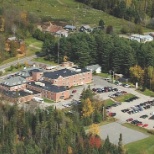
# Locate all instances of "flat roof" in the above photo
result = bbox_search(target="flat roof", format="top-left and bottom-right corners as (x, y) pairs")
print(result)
(18, 67), (43, 78)
(3, 89), (40, 98)
(43, 68), (90, 79)
(1, 76), (26, 87)
(28, 81), (69, 93)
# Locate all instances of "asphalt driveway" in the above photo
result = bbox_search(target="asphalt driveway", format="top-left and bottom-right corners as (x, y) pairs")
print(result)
(99, 122), (149, 145)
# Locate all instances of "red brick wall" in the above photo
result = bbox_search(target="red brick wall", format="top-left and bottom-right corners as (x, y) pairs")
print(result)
(52, 71), (92, 88)
(27, 84), (70, 102)
(32, 72), (43, 81)
(10, 84), (26, 91)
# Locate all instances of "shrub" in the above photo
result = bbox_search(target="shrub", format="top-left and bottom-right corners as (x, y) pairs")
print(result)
(147, 129), (154, 135)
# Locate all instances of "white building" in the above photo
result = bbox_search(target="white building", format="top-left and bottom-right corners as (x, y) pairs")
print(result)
(86, 64), (101, 73)
(129, 34), (153, 43)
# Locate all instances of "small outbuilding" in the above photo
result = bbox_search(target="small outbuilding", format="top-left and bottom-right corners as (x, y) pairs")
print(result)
(86, 64), (101, 73)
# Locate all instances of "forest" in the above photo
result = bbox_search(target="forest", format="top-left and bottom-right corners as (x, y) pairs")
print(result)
(0, 88), (126, 154)
(33, 29), (154, 90)
(75, 0), (154, 28)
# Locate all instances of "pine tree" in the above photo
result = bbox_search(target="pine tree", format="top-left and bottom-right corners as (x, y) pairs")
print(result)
(118, 133), (126, 154)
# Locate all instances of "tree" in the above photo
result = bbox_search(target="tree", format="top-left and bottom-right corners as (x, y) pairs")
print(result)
(129, 65), (144, 86)
(99, 19), (105, 29)
(89, 135), (102, 149)
(82, 98), (94, 118)
(118, 134), (126, 154)
(106, 25), (113, 34)
(89, 124), (100, 136)
(147, 66), (154, 90)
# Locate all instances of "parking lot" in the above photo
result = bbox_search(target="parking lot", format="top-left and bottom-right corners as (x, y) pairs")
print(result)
(40, 75), (154, 129)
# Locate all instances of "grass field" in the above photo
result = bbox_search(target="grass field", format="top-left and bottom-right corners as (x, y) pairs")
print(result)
(123, 123), (154, 154)
(33, 57), (57, 65)
(125, 136), (154, 154)
(114, 93), (136, 102)
(137, 89), (154, 97)
(103, 99), (115, 106)
(3, 0), (151, 32)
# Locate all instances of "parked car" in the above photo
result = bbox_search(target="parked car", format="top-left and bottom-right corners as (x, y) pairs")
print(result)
(126, 118), (133, 122)
(142, 124), (148, 127)
(136, 123), (143, 126)
(112, 88), (118, 91)
(140, 115), (148, 119)
(123, 84), (130, 88)
(109, 112), (116, 117)
(131, 120), (142, 125)
(72, 90), (77, 93)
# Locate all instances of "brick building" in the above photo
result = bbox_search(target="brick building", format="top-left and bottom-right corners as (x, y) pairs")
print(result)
(27, 81), (70, 102)
(0, 65), (92, 103)
(43, 68), (92, 88)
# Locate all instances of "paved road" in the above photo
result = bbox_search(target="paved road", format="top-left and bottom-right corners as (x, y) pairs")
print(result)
(0, 55), (36, 71)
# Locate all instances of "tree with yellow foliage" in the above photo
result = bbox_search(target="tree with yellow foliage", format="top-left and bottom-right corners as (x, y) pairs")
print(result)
(63, 55), (68, 62)
(82, 98), (94, 118)
(129, 65), (144, 85)
(67, 146), (73, 154)
(89, 123), (100, 136)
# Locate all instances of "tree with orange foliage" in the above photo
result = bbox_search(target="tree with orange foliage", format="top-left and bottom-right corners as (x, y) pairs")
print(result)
(89, 135), (102, 149)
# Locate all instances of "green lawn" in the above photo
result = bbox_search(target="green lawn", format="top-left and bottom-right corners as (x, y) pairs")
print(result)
(125, 136), (154, 154)
(33, 57), (57, 65)
(4, 0), (152, 32)
(97, 73), (110, 78)
(43, 98), (55, 103)
(1, 57), (19, 65)
(137, 89), (154, 97)
(122, 123), (149, 135)
(123, 123), (154, 154)
(103, 99), (115, 106)
(114, 93), (136, 102)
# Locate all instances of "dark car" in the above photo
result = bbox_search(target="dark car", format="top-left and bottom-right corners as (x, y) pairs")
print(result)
(112, 88), (118, 91)
(97, 88), (103, 93)
(111, 103), (118, 107)
(131, 120), (142, 125)
(109, 112), (116, 117)
(121, 109), (129, 113)
(72, 90), (77, 93)
(92, 88), (97, 92)
(126, 118), (133, 122)
(140, 115), (148, 119)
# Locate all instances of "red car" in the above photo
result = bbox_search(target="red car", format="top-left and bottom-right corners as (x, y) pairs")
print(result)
(136, 123), (143, 126)
(142, 124), (148, 127)
(126, 118), (133, 122)
(72, 90), (77, 93)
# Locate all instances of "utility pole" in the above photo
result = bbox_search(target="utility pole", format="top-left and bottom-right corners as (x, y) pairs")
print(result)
(57, 40), (60, 64)
(112, 70), (115, 83)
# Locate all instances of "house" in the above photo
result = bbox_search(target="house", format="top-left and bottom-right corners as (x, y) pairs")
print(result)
(55, 29), (68, 37)
(38, 22), (65, 36)
(64, 25), (76, 31)
(86, 64), (101, 74)
(129, 34), (153, 43)
(79, 25), (92, 33)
